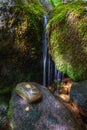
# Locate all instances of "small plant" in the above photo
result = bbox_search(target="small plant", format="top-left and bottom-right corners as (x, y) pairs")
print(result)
(54, 80), (61, 90)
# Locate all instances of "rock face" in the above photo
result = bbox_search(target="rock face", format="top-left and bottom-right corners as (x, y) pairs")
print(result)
(70, 81), (87, 114)
(8, 82), (84, 130)
(40, 0), (53, 10)
(0, 0), (44, 93)
(0, 94), (11, 130)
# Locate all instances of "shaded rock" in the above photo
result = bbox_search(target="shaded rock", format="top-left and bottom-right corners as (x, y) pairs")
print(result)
(0, 94), (11, 130)
(70, 81), (87, 114)
(0, 105), (7, 129)
(8, 82), (84, 130)
(0, 105), (11, 130)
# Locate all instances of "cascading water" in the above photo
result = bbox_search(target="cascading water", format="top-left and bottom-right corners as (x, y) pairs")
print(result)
(43, 14), (48, 87)
(43, 14), (65, 87)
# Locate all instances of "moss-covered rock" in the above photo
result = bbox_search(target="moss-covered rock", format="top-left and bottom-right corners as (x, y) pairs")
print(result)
(47, 1), (87, 81)
(0, 0), (44, 93)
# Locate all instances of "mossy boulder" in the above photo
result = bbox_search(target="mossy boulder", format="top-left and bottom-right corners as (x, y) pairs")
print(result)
(0, 0), (44, 93)
(47, 1), (87, 81)
(8, 82), (84, 130)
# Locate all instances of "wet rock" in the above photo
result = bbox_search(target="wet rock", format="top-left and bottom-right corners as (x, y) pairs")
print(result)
(15, 82), (42, 103)
(40, 0), (53, 10)
(8, 82), (84, 130)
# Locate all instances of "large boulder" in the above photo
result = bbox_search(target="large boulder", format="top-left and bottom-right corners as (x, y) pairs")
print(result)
(8, 82), (84, 130)
(0, 0), (44, 93)
(47, 1), (87, 81)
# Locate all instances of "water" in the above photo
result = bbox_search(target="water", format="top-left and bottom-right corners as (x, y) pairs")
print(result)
(43, 14), (65, 87)
(43, 14), (48, 86)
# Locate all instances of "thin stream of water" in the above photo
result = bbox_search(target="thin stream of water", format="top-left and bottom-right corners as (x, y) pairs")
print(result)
(43, 14), (65, 87)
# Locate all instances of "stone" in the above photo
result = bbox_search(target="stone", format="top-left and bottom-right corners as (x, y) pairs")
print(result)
(70, 81), (87, 114)
(58, 94), (70, 103)
(16, 82), (42, 103)
(8, 82), (85, 130)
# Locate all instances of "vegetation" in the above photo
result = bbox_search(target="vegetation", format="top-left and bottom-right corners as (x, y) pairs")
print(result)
(50, 0), (62, 6)
(47, 1), (87, 81)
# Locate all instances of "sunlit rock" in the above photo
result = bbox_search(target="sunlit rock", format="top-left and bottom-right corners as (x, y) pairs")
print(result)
(58, 94), (70, 102)
(16, 82), (42, 103)
(40, 0), (53, 10)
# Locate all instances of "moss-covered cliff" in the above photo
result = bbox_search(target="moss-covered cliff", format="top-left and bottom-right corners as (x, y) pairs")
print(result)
(47, 1), (87, 81)
(0, 0), (44, 93)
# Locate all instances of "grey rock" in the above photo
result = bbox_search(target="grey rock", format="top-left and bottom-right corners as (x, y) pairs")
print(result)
(70, 81), (87, 114)
(8, 82), (84, 130)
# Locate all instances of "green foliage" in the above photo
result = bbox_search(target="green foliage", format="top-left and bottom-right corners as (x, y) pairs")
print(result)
(50, 0), (62, 6)
(7, 96), (15, 130)
(47, 1), (87, 81)
(54, 80), (61, 87)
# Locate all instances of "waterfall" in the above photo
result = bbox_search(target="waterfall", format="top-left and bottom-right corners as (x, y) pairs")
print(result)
(43, 14), (65, 87)
(43, 14), (48, 87)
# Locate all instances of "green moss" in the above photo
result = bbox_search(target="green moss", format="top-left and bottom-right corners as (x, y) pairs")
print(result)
(7, 93), (15, 130)
(7, 96), (14, 119)
(0, 87), (13, 94)
(50, 0), (62, 6)
(47, 1), (87, 81)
